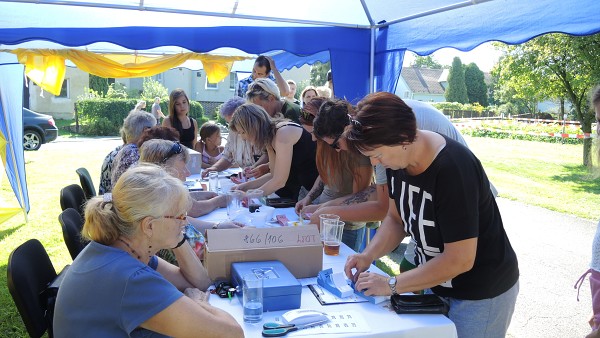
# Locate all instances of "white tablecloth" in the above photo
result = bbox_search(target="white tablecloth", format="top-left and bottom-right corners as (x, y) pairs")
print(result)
(197, 207), (457, 338)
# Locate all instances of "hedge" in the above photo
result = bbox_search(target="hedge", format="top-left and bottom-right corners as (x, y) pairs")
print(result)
(75, 98), (207, 136)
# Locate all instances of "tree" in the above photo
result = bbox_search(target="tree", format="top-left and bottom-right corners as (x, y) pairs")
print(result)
(464, 63), (488, 106)
(310, 62), (330, 86)
(141, 77), (169, 101)
(411, 55), (443, 69)
(445, 57), (468, 103)
(89, 74), (109, 96)
(494, 33), (600, 165)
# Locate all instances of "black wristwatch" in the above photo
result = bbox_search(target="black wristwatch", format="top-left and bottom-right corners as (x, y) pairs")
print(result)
(388, 276), (398, 295)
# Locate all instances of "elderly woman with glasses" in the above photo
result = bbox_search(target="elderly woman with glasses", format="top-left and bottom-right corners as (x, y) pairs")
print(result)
(140, 139), (238, 229)
(296, 99), (373, 252)
(228, 103), (318, 201)
(344, 92), (519, 338)
(54, 165), (244, 338)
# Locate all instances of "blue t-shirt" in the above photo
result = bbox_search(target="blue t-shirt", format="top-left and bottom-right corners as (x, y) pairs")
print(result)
(54, 241), (183, 338)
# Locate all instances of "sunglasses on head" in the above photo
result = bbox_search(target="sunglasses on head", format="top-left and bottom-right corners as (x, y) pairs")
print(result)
(301, 109), (315, 123)
(348, 114), (363, 131)
(329, 134), (341, 150)
(161, 142), (183, 163)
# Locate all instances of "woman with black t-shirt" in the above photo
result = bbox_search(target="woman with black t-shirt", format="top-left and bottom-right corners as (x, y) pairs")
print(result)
(163, 88), (198, 149)
(344, 92), (519, 338)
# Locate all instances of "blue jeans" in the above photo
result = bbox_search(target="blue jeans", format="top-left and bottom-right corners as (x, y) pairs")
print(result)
(342, 227), (366, 253)
(439, 280), (519, 338)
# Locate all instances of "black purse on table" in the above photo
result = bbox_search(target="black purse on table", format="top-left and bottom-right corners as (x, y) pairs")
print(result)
(391, 294), (449, 316)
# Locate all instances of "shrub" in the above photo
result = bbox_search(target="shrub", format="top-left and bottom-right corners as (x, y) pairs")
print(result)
(76, 98), (207, 136)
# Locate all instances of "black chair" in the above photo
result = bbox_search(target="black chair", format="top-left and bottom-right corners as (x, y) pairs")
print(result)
(7, 239), (58, 338)
(59, 184), (86, 217)
(75, 167), (96, 200)
(58, 208), (88, 260)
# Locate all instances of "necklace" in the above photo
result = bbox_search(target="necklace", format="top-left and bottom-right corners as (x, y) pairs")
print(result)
(118, 238), (142, 260)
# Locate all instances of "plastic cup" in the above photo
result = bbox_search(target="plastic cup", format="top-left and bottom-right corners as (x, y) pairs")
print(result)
(208, 171), (219, 193)
(323, 219), (345, 256)
(319, 214), (340, 244)
(226, 190), (245, 220)
(246, 189), (264, 213)
(242, 273), (263, 323)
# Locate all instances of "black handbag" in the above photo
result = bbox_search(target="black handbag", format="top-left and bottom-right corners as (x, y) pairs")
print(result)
(391, 294), (449, 316)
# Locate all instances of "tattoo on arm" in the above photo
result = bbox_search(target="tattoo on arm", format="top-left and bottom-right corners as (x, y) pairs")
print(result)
(342, 185), (377, 205)
(308, 181), (325, 201)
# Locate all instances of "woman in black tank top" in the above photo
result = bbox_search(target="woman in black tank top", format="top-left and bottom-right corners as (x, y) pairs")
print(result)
(228, 103), (318, 200)
(162, 89), (198, 149)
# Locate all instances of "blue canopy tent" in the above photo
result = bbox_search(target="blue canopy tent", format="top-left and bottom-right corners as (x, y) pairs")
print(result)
(0, 0), (599, 221)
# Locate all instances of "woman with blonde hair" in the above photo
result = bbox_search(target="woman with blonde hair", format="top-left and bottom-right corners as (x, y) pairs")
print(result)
(246, 78), (301, 123)
(229, 103), (318, 200)
(54, 165), (243, 338)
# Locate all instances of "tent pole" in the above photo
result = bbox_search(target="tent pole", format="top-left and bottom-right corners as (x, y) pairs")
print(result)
(375, 0), (495, 28)
(369, 27), (375, 94)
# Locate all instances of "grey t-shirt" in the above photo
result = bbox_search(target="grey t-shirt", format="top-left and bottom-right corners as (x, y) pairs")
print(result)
(375, 99), (469, 186)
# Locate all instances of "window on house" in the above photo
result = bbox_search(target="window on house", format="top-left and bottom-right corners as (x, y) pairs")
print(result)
(229, 72), (237, 90)
(206, 77), (218, 90)
(57, 79), (70, 98)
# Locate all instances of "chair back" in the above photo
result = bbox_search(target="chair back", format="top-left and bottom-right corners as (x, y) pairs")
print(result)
(75, 167), (96, 200)
(7, 239), (57, 338)
(59, 184), (86, 217)
(58, 208), (88, 260)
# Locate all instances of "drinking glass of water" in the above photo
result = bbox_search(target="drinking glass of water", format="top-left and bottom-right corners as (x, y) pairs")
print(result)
(242, 273), (263, 323)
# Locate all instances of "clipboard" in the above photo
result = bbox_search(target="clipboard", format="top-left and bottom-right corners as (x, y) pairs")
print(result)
(308, 284), (369, 305)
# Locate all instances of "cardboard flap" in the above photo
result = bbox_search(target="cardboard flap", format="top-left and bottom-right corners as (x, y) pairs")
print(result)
(206, 224), (321, 251)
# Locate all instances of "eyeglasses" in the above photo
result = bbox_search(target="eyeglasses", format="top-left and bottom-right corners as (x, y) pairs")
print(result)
(211, 281), (238, 299)
(162, 213), (187, 221)
(161, 142), (183, 163)
(329, 134), (341, 150)
(301, 109), (315, 123)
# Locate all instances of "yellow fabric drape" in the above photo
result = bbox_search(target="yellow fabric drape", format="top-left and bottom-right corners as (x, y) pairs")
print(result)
(0, 129), (7, 167)
(10, 49), (252, 96)
(0, 207), (21, 224)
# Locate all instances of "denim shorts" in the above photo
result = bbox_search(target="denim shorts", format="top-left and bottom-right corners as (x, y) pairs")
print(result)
(441, 280), (519, 338)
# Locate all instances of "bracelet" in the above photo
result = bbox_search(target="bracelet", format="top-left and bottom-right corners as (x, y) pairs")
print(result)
(173, 233), (188, 249)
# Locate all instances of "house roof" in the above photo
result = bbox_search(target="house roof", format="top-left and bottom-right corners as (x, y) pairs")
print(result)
(401, 67), (445, 94)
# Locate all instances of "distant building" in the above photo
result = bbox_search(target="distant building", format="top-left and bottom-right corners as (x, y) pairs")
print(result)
(27, 63), (310, 119)
(395, 67), (446, 102)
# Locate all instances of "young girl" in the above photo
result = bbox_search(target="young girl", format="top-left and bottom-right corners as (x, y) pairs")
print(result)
(195, 122), (224, 168)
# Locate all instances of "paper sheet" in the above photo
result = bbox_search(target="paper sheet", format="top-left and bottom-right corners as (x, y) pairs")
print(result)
(287, 310), (371, 336)
(308, 284), (369, 305)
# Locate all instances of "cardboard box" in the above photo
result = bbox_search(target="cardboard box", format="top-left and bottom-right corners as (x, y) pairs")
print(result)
(231, 260), (302, 311)
(186, 148), (202, 174)
(204, 225), (323, 281)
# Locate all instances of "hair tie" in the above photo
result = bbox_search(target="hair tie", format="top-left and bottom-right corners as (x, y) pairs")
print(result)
(103, 193), (113, 203)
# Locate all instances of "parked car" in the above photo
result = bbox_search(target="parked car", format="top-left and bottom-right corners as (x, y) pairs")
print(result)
(23, 108), (58, 150)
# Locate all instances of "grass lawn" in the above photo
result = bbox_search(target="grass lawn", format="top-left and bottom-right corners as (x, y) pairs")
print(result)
(0, 135), (598, 336)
